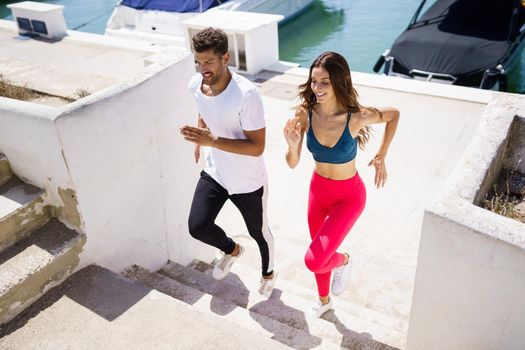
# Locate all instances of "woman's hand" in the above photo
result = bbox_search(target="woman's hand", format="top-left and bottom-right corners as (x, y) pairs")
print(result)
(368, 154), (387, 188)
(283, 117), (302, 148)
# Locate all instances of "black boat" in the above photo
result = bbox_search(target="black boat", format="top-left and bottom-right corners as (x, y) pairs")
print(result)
(373, 0), (525, 91)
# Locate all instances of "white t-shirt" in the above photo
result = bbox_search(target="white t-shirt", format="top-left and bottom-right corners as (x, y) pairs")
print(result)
(188, 71), (267, 194)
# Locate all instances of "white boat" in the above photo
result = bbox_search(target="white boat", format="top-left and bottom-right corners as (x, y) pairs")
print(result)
(105, 0), (314, 47)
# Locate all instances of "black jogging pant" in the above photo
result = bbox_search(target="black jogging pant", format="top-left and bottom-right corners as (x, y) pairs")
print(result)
(188, 171), (274, 276)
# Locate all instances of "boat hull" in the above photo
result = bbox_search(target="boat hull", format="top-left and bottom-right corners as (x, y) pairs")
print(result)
(105, 0), (314, 48)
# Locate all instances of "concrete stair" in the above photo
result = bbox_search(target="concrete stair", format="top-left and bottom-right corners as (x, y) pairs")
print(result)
(0, 154), (86, 325)
(125, 257), (404, 350)
(190, 259), (405, 346)
(0, 219), (85, 324)
(0, 265), (291, 350)
(229, 260), (403, 329)
(125, 264), (334, 350)
(231, 236), (409, 336)
(0, 176), (50, 252)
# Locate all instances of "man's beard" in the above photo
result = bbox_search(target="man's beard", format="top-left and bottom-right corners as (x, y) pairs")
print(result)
(203, 68), (222, 86)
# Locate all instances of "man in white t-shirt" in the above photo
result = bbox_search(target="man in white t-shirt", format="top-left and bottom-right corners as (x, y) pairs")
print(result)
(180, 27), (276, 297)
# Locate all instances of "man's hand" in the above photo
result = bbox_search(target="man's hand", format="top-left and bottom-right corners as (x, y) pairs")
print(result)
(194, 144), (201, 163)
(180, 125), (218, 147)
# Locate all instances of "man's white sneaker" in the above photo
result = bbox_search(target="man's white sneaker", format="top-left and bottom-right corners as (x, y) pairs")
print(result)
(258, 271), (278, 298)
(331, 254), (352, 296)
(212, 245), (244, 280)
(309, 298), (333, 318)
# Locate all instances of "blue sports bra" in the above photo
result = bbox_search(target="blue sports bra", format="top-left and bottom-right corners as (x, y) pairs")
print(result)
(306, 109), (357, 164)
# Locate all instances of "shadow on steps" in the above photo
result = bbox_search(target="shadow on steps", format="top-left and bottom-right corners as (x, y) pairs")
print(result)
(168, 259), (400, 350)
(252, 289), (399, 350)
(0, 265), (150, 337)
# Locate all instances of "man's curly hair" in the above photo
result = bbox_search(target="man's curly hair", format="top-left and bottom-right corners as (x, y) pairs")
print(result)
(192, 27), (228, 56)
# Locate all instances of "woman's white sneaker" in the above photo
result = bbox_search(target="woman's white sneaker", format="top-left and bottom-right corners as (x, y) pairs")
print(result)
(331, 254), (352, 296)
(309, 298), (333, 318)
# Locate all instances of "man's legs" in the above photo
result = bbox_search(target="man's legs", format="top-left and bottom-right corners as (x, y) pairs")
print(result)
(230, 184), (274, 277)
(188, 171), (236, 254)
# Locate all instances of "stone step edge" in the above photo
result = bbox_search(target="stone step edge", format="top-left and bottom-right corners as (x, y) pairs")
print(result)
(124, 265), (346, 350)
(0, 229), (84, 298)
(232, 260), (409, 340)
(209, 234), (409, 332)
(0, 230), (85, 325)
(159, 261), (404, 349)
(173, 258), (408, 336)
(0, 184), (50, 252)
(231, 259), (409, 334)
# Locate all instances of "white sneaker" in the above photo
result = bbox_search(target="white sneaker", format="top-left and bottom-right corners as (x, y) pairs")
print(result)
(331, 254), (352, 296)
(309, 298), (333, 318)
(212, 245), (244, 280)
(258, 271), (278, 298)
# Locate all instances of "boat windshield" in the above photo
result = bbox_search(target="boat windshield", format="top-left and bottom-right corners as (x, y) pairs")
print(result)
(410, 0), (524, 41)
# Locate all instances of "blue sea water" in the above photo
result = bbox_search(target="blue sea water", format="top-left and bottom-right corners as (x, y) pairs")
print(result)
(1, 0), (524, 93)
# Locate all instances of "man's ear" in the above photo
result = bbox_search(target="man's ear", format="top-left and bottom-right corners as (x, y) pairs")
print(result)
(222, 52), (230, 66)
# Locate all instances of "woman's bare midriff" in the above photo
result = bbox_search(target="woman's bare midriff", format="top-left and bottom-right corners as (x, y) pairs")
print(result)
(314, 159), (358, 180)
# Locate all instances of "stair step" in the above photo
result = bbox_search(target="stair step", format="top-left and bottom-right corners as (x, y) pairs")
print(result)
(0, 218), (85, 325)
(126, 264), (343, 350)
(157, 259), (251, 308)
(227, 259), (406, 334)
(0, 265), (292, 349)
(228, 234), (409, 335)
(0, 176), (50, 252)
(0, 154), (11, 186)
(160, 260), (401, 350)
(231, 261), (406, 348)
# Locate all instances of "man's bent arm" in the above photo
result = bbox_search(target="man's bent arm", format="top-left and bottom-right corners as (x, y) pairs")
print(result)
(180, 125), (265, 157)
(213, 128), (265, 156)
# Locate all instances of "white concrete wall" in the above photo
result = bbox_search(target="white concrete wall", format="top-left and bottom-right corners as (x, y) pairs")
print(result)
(407, 94), (525, 350)
(0, 29), (215, 272)
(410, 210), (525, 350)
(0, 98), (74, 211)
(155, 56), (215, 266)
(54, 52), (213, 272)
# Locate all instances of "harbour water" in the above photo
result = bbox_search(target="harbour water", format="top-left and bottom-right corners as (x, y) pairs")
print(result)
(1, 0), (524, 93)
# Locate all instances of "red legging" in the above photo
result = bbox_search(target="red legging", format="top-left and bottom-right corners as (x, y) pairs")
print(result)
(305, 171), (366, 297)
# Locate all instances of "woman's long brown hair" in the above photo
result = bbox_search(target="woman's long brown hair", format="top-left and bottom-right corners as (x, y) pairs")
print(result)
(298, 51), (371, 149)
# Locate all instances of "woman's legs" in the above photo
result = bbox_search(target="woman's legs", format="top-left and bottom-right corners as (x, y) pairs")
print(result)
(306, 202), (364, 296)
(305, 173), (366, 298)
(306, 187), (331, 299)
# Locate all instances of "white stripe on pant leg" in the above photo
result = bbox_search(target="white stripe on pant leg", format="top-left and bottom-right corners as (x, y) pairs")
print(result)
(262, 182), (274, 273)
